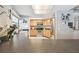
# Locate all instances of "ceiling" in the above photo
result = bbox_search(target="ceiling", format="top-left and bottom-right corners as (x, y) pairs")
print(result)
(70, 5), (79, 12)
(32, 5), (53, 14)
(11, 5), (77, 18)
(54, 5), (76, 11)
(11, 5), (34, 17)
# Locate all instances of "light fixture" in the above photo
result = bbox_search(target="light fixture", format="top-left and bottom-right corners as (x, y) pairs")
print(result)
(32, 5), (51, 14)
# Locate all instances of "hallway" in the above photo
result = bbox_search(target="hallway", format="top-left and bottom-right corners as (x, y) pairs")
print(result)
(0, 31), (79, 53)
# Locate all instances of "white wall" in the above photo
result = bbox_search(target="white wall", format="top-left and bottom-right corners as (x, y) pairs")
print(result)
(19, 17), (29, 30)
(55, 10), (74, 39)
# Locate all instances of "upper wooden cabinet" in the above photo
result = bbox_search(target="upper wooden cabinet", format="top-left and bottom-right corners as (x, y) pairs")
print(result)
(30, 20), (37, 26)
(43, 19), (51, 25)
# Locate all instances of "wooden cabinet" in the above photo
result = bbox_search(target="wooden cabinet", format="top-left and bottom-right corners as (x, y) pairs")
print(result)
(43, 19), (52, 38)
(30, 19), (37, 37)
(30, 18), (53, 38)
(30, 29), (37, 37)
(43, 19), (51, 25)
(43, 29), (52, 38)
(30, 20), (37, 26)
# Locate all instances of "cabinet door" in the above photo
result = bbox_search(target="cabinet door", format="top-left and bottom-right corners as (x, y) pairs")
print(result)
(43, 29), (51, 38)
(30, 29), (37, 37)
(43, 19), (51, 25)
(30, 20), (37, 26)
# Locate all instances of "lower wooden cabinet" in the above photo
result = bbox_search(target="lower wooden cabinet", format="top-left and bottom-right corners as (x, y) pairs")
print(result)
(30, 30), (37, 37)
(43, 29), (52, 38)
